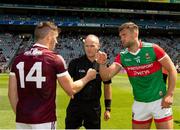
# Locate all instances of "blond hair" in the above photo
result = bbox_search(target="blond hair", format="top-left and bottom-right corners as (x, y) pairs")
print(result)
(118, 22), (139, 33)
(34, 21), (60, 40)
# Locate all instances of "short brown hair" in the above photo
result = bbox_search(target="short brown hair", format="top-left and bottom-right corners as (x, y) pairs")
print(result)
(118, 22), (139, 32)
(34, 21), (61, 40)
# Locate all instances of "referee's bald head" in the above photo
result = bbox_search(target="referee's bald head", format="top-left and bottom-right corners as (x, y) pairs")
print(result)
(84, 34), (100, 46)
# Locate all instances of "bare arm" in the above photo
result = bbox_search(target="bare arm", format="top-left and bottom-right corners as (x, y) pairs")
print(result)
(104, 83), (112, 121)
(96, 51), (122, 81)
(159, 55), (177, 108)
(57, 69), (96, 97)
(8, 73), (18, 114)
(99, 63), (122, 81)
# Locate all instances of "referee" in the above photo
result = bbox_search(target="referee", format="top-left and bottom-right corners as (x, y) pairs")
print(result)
(65, 34), (112, 129)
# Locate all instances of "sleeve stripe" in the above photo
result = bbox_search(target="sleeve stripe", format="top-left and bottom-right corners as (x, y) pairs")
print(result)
(57, 71), (69, 77)
(9, 72), (15, 76)
(114, 62), (121, 66)
(158, 54), (167, 62)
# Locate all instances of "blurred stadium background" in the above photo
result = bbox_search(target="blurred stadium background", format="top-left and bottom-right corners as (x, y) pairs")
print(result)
(0, 0), (179, 129)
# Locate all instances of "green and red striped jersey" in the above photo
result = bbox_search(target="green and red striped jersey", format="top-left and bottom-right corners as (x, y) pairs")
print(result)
(115, 41), (167, 102)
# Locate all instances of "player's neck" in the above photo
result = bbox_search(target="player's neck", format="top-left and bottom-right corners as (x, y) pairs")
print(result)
(36, 40), (49, 49)
(128, 40), (140, 53)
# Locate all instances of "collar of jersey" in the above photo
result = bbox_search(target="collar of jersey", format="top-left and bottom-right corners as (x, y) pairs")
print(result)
(84, 55), (94, 63)
(33, 43), (48, 49)
(127, 40), (142, 55)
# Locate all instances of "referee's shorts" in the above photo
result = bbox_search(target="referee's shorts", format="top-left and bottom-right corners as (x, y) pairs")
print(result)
(65, 100), (101, 129)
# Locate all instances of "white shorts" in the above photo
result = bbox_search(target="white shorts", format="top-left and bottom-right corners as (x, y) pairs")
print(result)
(16, 121), (56, 130)
(132, 98), (172, 124)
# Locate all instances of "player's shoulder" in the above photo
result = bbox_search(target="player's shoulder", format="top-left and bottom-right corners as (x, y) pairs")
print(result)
(13, 52), (26, 61)
(56, 54), (65, 62)
(142, 41), (153, 47)
(39, 50), (65, 65)
(120, 48), (128, 55)
(43, 50), (59, 59)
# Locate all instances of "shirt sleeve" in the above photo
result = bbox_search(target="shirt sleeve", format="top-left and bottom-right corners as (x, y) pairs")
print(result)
(55, 55), (68, 77)
(114, 53), (121, 65)
(153, 44), (166, 61)
(10, 57), (18, 75)
(10, 62), (16, 73)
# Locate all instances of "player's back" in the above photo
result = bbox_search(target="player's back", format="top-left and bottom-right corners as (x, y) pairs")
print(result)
(11, 44), (61, 123)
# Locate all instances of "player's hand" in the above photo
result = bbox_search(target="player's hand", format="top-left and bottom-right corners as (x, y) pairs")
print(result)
(86, 68), (96, 81)
(104, 110), (111, 121)
(95, 51), (107, 65)
(161, 94), (173, 109)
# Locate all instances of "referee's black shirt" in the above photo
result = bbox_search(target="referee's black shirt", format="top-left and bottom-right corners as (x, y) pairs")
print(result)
(68, 55), (111, 101)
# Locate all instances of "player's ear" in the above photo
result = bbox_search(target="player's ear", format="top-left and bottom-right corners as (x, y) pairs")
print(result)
(46, 32), (53, 41)
(133, 29), (139, 38)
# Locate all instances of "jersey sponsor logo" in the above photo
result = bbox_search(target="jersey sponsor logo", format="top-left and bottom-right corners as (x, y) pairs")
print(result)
(126, 63), (153, 71)
(125, 61), (161, 77)
(24, 48), (43, 56)
(134, 70), (150, 76)
(124, 58), (132, 62)
(79, 69), (86, 73)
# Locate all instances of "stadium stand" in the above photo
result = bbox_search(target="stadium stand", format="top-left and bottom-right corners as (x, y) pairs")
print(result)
(0, 33), (179, 73)
(0, 0), (179, 73)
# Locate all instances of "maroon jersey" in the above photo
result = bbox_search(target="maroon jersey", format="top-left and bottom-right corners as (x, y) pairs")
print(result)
(10, 44), (67, 124)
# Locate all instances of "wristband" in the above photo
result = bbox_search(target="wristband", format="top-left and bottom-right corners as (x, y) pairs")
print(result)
(105, 99), (111, 112)
(106, 108), (111, 112)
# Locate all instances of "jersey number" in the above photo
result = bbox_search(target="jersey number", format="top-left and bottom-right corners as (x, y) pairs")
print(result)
(16, 62), (46, 88)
